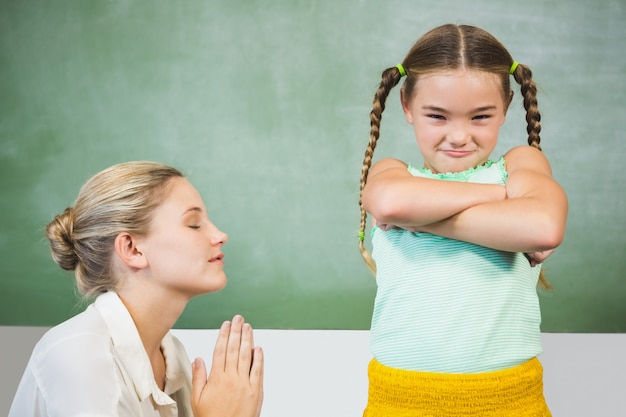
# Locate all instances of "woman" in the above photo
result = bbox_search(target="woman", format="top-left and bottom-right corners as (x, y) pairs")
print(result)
(9, 161), (263, 417)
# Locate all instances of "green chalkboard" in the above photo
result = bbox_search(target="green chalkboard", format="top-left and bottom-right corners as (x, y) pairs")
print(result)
(1, 0), (624, 331)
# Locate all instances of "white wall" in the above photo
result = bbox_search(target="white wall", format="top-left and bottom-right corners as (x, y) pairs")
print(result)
(2, 328), (625, 416)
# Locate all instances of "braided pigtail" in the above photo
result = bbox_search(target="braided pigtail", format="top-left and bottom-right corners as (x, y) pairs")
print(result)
(511, 63), (542, 150)
(358, 66), (405, 275)
(511, 62), (551, 289)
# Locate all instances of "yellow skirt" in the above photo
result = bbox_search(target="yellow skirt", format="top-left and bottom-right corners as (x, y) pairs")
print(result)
(363, 358), (551, 417)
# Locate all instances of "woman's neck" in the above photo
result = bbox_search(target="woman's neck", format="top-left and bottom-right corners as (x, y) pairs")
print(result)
(117, 286), (187, 356)
(117, 286), (187, 391)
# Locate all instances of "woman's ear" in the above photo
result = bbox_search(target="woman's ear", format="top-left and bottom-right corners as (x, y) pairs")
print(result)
(400, 89), (414, 124)
(114, 232), (148, 270)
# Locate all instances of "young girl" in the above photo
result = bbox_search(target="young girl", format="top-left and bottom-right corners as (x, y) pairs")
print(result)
(9, 161), (264, 417)
(358, 24), (568, 416)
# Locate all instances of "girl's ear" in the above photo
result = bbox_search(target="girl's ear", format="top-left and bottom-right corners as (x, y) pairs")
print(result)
(400, 89), (414, 124)
(114, 232), (148, 270)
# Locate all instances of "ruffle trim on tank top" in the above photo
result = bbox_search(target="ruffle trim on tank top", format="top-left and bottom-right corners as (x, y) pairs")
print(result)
(408, 157), (507, 182)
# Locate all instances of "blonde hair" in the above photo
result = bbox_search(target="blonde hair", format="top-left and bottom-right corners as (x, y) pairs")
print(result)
(358, 24), (549, 288)
(46, 161), (184, 298)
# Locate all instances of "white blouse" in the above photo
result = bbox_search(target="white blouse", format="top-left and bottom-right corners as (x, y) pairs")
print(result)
(9, 291), (194, 417)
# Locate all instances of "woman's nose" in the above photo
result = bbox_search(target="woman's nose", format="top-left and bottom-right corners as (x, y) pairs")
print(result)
(209, 225), (228, 245)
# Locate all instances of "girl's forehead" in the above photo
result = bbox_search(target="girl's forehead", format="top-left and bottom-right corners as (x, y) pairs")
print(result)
(412, 70), (505, 99)
(417, 69), (500, 84)
(409, 70), (508, 111)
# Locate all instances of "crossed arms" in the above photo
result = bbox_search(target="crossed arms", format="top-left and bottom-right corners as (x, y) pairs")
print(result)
(362, 146), (568, 256)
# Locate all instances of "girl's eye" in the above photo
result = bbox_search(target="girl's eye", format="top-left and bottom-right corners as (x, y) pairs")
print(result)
(188, 225), (201, 230)
(427, 114), (446, 120)
(473, 114), (491, 120)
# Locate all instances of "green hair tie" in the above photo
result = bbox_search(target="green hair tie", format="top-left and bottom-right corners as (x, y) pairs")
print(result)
(396, 64), (406, 77)
(509, 61), (519, 74)
(358, 231), (365, 241)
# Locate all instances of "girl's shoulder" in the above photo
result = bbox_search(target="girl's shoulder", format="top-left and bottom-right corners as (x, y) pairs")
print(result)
(368, 157), (411, 180)
(371, 157), (408, 171)
(503, 146), (552, 175)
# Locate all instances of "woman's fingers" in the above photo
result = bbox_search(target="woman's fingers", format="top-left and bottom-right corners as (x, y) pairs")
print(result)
(237, 323), (255, 375)
(192, 316), (265, 417)
(191, 357), (208, 406)
(250, 346), (264, 402)
(225, 315), (244, 372)
(211, 315), (254, 374)
(211, 319), (232, 372)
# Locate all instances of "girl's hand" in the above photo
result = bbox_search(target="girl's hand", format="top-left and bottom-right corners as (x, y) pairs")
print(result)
(378, 221), (429, 233)
(376, 223), (395, 231)
(524, 249), (556, 267)
(375, 218), (423, 233)
(191, 315), (264, 417)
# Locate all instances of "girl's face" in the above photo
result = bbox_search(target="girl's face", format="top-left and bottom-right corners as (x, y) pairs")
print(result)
(138, 177), (229, 298)
(402, 69), (510, 174)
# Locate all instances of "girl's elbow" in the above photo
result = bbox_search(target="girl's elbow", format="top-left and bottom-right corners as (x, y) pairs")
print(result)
(539, 231), (564, 251)
(363, 187), (403, 223)
(537, 218), (566, 250)
(535, 198), (568, 250)
(367, 203), (402, 224)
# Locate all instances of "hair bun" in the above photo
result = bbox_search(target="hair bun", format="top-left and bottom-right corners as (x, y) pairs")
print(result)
(46, 207), (79, 271)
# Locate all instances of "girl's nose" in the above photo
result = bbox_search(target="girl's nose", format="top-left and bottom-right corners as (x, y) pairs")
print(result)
(447, 128), (470, 147)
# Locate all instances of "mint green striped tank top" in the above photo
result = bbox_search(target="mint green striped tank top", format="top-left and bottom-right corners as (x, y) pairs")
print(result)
(370, 157), (543, 374)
